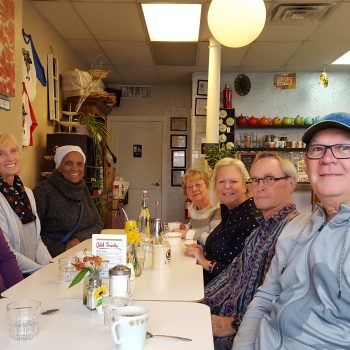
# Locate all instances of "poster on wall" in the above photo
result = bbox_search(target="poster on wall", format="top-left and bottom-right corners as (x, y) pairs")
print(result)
(0, 0), (15, 97)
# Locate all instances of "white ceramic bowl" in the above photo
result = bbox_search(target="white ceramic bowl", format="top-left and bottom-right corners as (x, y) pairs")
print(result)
(162, 232), (182, 246)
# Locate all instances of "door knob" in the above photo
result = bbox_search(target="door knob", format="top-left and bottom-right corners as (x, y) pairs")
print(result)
(152, 182), (160, 187)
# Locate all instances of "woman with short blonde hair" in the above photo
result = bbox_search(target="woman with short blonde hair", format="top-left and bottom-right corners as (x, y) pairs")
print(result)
(173, 169), (220, 245)
(185, 158), (261, 285)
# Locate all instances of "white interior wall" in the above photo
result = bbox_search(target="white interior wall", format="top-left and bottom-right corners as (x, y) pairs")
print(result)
(108, 85), (191, 222)
(191, 71), (350, 215)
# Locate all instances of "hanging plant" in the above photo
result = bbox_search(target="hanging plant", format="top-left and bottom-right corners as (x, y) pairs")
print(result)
(202, 144), (236, 169)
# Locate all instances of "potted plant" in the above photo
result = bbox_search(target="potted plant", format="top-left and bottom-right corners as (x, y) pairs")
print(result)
(202, 144), (236, 170)
(75, 113), (109, 163)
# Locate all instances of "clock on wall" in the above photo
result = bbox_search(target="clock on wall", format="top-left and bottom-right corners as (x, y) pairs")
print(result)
(234, 74), (251, 96)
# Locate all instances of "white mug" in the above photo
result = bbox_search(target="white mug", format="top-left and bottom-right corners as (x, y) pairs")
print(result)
(152, 244), (171, 270)
(110, 306), (148, 350)
(167, 222), (181, 231)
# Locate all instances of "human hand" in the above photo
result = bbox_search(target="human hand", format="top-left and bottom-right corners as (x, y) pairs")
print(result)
(211, 315), (236, 337)
(184, 244), (204, 262)
(65, 238), (80, 250)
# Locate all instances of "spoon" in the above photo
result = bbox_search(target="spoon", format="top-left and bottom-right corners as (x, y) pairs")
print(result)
(146, 331), (192, 342)
(41, 308), (60, 315)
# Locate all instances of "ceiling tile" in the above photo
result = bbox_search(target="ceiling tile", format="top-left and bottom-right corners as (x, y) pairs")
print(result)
(66, 39), (110, 65)
(99, 41), (154, 65)
(115, 65), (159, 85)
(257, 23), (319, 42)
(151, 43), (197, 66)
(244, 41), (301, 66)
(287, 40), (350, 66)
(73, 2), (147, 41)
(32, 1), (92, 39)
(308, 3), (350, 41)
(156, 66), (195, 84)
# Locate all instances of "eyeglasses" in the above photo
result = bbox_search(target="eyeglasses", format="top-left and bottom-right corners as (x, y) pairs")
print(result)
(246, 176), (290, 186)
(306, 144), (350, 159)
(185, 182), (205, 191)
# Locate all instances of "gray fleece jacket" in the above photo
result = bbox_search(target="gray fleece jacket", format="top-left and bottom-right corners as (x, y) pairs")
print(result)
(233, 203), (350, 350)
(33, 170), (103, 257)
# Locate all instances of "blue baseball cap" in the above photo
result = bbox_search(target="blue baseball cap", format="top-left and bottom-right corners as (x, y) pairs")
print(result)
(302, 112), (350, 144)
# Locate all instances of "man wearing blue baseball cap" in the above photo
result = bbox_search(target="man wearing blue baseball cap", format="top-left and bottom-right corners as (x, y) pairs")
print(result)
(233, 112), (350, 350)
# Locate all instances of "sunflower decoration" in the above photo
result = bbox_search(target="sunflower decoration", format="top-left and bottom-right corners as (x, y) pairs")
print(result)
(94, 285), (108, 308)
(320, 71), (328, 88)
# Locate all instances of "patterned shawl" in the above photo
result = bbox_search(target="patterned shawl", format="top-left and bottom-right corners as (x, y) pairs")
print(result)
(203, 204), (299, 320)
(0, 175), (36, 224)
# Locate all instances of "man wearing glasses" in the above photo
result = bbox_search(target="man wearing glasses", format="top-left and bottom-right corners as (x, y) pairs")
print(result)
(233, 112), (350, 350)
(204, 152), (300, 350)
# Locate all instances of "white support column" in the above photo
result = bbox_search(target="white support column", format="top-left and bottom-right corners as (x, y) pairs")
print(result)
(206, 37), (221, 143)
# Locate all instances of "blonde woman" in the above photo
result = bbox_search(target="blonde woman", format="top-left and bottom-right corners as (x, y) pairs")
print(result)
(0, 133), (51, 274)
(185, 158), (261, 285)
(174, 169), (220, 245)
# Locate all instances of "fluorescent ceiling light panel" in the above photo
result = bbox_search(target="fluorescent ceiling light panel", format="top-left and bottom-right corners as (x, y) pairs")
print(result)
(142, 4), (201, 42)
(332, 50), (350, 64)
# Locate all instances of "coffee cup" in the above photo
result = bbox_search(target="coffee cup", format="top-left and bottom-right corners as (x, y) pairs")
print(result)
(102, 295), (133, 327)
(162, 232), (182, 246)
(167, 222), (181, 232)
(152, 243), (171, 270)
(110, 305), (148, 350)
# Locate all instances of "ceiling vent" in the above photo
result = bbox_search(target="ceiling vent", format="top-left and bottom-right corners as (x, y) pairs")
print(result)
(270, 3), (334, 24)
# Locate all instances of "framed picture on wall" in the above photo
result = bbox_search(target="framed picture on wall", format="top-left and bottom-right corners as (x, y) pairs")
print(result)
(195, 98), (207, 116)
(171, 117), (187, 131)
(171, 150), (186, 168)
(197, 80), (208, 96)
(171, 169), (186, 187)
(170, 135), (187, 149)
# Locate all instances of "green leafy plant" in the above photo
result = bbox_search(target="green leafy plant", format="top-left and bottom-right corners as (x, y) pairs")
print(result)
(203, 144), (236, 169)
(77, 113), (109, 162)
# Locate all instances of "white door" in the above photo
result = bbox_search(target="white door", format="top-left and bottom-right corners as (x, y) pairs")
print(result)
(109, 120), (163, 221)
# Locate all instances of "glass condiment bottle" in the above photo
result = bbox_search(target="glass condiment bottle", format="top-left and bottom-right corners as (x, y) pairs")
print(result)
(109, 265), (131, 297)
(138, 190), (151, 235)
(86, 275), (101, 310)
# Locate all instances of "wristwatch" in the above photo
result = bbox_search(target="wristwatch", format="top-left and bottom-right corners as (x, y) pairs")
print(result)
(231, 316), (241, 331)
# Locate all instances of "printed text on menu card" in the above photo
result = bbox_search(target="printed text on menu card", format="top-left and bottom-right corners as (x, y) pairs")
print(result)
(92, 234), (127, 280)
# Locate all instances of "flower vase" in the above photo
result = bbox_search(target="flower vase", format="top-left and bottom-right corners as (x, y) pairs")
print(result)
(131, 244), (143, 277)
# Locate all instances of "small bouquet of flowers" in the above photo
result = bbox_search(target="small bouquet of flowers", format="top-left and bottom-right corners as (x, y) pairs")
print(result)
(126, 224), (143, 277)
(68, 250), (106, 288)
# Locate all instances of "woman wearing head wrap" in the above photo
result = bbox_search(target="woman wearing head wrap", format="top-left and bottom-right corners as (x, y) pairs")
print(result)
(0, 133), (52, 274)
(33, 145), (103, 257)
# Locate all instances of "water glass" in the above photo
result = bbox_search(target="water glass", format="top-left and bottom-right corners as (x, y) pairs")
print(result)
(6, 300), (41, 341)
(58, 257), (77, 283)
(102, 294), (133, 327)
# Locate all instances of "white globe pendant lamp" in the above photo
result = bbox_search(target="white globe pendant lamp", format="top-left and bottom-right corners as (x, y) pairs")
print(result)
(208, 0), (266, 48)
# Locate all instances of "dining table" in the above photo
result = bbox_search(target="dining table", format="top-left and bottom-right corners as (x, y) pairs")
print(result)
(0, 296), (214, 350)
(3, 239), (204, 302)
(1, 238), (214, 349)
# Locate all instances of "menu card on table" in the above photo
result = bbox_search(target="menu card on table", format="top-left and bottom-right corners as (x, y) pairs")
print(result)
(92, 234), (127, 280)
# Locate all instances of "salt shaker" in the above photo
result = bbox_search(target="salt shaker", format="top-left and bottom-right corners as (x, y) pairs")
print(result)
(86, 276), (101, 310)
(109, 265), (131, 297)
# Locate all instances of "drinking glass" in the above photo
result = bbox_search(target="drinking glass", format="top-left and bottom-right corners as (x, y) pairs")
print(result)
(58, 257), (77, 283)
(6, 300), (41, 341)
